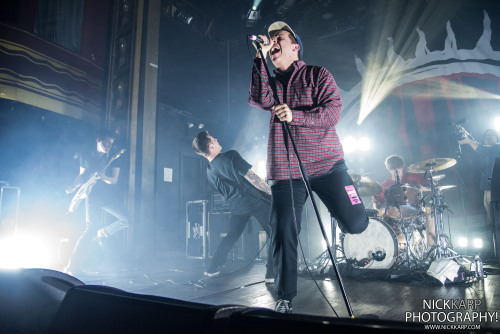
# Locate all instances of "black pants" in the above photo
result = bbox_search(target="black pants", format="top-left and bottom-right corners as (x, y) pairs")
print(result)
(270, 160), (368, 300)
(209, 200), (274, 275)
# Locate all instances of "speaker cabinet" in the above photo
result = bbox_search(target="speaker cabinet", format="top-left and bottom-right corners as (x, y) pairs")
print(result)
(186, 200), (208, 259)
(50, 285), (217, 334)
(224, 307), (429, 334)
(0, 268), (83, 334)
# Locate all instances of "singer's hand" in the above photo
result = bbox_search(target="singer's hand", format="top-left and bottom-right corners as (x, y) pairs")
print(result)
(272, 104), (293, 123)
(253, 35), (272, 59)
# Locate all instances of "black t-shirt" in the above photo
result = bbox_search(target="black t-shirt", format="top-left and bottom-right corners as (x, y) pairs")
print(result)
(78, 148), (122, 203)
(207, 150), (262, 215)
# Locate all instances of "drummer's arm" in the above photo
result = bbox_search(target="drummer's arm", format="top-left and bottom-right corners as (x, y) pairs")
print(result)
(372, 192), (385, 210)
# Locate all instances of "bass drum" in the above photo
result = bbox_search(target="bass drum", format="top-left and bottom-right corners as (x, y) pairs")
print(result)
(342, 217), (402, 269)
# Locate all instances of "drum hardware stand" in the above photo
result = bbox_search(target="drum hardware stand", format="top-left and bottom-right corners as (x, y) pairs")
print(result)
(402, 222), (416, 268)
(254, 44), (355, 318)
(395, 219), (425, 269)
(394, 201), (425, 269)
(425, 168), (482, 279)
(408, 158), (471, 263)
(427, 167), (446, 258)
(309, 217), (345, 267)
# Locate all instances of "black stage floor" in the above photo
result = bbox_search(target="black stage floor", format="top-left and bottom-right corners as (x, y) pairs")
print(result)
(69, 250), (500, 332)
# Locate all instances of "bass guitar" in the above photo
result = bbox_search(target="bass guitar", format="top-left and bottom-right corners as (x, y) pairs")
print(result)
(67, 149), (125, 213)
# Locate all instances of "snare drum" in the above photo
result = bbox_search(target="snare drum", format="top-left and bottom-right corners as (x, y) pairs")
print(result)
(384, 183), (422, 219)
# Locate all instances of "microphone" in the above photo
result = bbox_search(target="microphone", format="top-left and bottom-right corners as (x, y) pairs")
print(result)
(249, 35), (269, 45)
(395, 169), (400, 184)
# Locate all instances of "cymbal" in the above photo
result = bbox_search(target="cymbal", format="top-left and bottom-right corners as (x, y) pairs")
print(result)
(407, 158), (457, 173)
(350, 174), (382, 196)
(429, 174), (446, 182)
(420, 185), (456, 192)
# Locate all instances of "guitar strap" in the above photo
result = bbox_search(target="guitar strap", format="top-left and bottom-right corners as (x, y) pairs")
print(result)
(207, 165), (271, 205)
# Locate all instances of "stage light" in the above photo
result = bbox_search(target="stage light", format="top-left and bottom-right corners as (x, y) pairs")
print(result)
(457, 237), (468, 248)
(0, 235), (51, 269)
(358, 137), (372, 151)
(472, 238), (483, 249)
(246, 9), (260, 27)
(257, 160), (266, 179)
(198, 123), (204, 129)
(494, 116), (500, 132)
(247, 7), (259, 20)
(245, 0), (262, 27)
(175, 9), (193, 25)
(342, 136), (372, 154)
(187, 123), (194, 128)
(342, 136), (357, 154)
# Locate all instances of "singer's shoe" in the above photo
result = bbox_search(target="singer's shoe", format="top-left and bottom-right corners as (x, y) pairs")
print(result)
(275, 299), (292, 314)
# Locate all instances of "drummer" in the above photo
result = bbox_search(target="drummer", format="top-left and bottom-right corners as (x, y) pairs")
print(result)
(372, 154), (436, 245)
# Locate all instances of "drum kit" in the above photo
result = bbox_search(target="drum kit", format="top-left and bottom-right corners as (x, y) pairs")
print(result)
(341, 157), (459, 272)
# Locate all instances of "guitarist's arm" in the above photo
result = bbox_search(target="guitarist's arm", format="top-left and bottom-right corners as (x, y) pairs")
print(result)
(458, 137), (479, 151)
(66, 167), (87, 194)
(245, 169), (271, 195)
(99, 167), (120, 185)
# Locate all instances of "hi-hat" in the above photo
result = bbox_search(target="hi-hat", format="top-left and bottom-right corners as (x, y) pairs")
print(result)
(407, 158), (457, 173)
(420, 185), (456, 192)
(429, 174), (446, 182)
(350, 174), (382, 196)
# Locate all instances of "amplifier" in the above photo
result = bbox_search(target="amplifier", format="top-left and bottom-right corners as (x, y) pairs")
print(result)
(186, 200), (208, 259)
(492, 158), (500, 203)
(207, 213), (259, 260)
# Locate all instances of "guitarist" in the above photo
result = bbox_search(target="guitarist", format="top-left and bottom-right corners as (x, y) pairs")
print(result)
(65, 129), (128, 274)
(193, 131), (274, 283)
(459, 129), (500, 225)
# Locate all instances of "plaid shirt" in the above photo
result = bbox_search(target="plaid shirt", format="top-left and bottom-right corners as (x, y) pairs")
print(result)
(249, 58), (344, 180)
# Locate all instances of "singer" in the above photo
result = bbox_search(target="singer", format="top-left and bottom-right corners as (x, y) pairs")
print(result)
(248, 21), (368, 313)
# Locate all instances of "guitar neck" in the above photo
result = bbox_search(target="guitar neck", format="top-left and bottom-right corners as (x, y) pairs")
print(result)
(98, 149), (125, 174)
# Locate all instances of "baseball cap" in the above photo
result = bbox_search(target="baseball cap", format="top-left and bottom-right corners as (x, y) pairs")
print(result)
(268, 21), (303, 58)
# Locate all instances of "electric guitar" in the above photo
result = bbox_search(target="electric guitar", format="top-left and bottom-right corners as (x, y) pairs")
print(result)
(67, 149), (125, 213)
(454, 122), (474, 158)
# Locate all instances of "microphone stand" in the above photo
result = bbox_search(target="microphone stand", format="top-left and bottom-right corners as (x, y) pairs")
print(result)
(255, 45), (354, 318)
